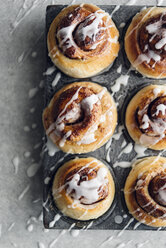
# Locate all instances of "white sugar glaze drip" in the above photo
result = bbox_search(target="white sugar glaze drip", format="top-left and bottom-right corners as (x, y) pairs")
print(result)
(49, 214), (61, 228)
(111, 75), (129, 94)
(46, 87), (107, 147)
(154, 104), (166, 116)
(66, 167), (108, 204)
(52, 72), (61, 87)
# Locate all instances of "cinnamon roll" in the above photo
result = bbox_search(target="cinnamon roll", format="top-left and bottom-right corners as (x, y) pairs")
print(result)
(124, 156), (166, 227)
(52, 157), (115, 220)
(125, 7), (166, 79)
(43, 82), (117, 154)
(125, 84), (166, 150)
(47, 4), (119, 78)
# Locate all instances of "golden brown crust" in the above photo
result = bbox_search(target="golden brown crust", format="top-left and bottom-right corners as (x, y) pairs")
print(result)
(43, 82), (117, 154)
(125, 7), (166, 79)
(52, 157), (115, 220)
(124, 156), (166, 227)
(47, 4), (119, 78)
(125, 84), (166, 150)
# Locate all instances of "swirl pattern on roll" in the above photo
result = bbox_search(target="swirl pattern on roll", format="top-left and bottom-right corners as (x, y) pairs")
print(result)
(124, 156), (166, 227)
(43, 82), (117, 154)
(125, 85), (166, 150)
(52, 157), (115, 220)
(125, 7), (166, 78)
(47, 4), (119, 78)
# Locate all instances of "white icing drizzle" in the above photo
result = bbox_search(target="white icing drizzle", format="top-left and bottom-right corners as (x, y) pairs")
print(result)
(27, 224), (33, 232)
(81, 94), (99, 112)
(11, 0), (45, 33)
(110, 5), (120, 17)
(153, 88), (161, 98)
(43, 66), (56, 76)
(66, 167), (108, 204)
(18, 184), (30, 200)
(121, 140), (127, 148)
(37, 242), (46, 248)
(30, 107), (35, 113)
(49, 230), (66, 248)
(77, 11), (107, 42)
(32, 198), (41, 203)
(117, 64), (122, 73)
(158, 184), (166, 204)
(45, 137), (60, 156)
(34, 142), (42, 149)
(8, 222), (15, 232)
(52, 72), (61, 87)
(31, 51), (37, 58)
(157, 0), (164, 6)
(133, 221), (142, 230)
(114, 215), (123, 224)
(44, 177), (50, 185)
(27, 162), (40, 177)
(154, 104), (166, 116)
(18, 52), (24, 63)
(49, 214), (61, 228)
(24, 126), (30, 132)
(70, 229), (80, 237)
(59, 130), (72, 147)
(118, 143), (133, 157)
(133, 50), (161, 68)
(134, 144), (147, 158)
(28, 87), (38, 99)
(136, 240), (149, 248)
(119, 22), (126, 28)
(12, 156), (20, 174)
(111, 75), (129, 94)
(113, 161), (131, 168)
(125, 0), (137, 5)
(24, 151), (31, 158)
(117, 218), (134, 237)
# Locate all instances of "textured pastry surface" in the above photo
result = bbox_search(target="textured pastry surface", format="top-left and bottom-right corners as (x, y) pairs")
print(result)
(52, 157), (115, 220)
(125, 84), (166, 150)
(124, 156), (166, 227)
(47, 4), (119, 78)
(125, 7), (166, 79)
(43, 81), (117, 154)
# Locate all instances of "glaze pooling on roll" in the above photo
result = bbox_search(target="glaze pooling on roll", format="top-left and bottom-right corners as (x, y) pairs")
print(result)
(43, 82), (117, 153)
(125, 7), (166, 78)
(65, 167), (108, 205)
(52, 157), (115, 220)
(125, 85), (166, 150)
(124, 156), (166, 227)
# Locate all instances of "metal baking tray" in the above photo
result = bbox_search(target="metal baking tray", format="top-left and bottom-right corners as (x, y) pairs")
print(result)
(43, 4), (166, 230)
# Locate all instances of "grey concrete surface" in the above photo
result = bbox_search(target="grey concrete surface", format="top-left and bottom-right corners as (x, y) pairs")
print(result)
(0, 0), (166, 247)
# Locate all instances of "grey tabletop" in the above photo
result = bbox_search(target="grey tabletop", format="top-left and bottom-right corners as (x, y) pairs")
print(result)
(1, 0), (166, 248)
